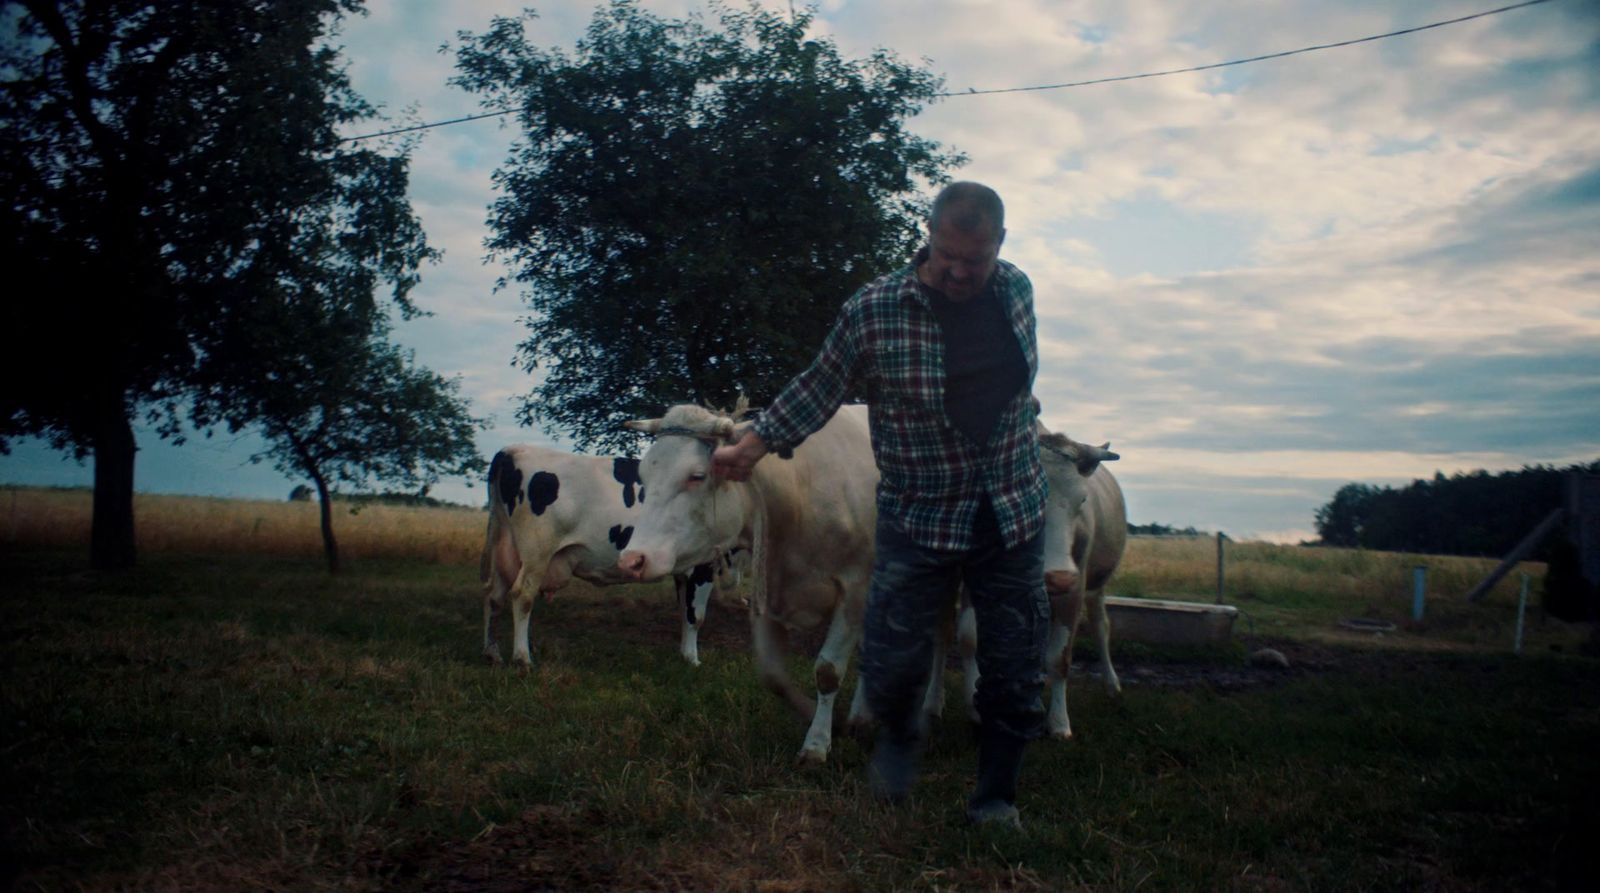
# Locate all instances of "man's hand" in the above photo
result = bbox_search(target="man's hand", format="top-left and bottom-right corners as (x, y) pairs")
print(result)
(712, 428), (769, 481)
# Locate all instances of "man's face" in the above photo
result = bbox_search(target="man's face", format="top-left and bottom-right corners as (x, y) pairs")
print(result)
(922, 217), (1005, 302)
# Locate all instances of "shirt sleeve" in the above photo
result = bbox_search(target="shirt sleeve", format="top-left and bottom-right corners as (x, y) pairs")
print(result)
(752, 294), (864, 456)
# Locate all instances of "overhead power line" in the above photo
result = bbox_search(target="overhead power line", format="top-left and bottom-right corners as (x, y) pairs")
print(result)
(339, 0), (1555, 144)
(938, 0), (1555, 98)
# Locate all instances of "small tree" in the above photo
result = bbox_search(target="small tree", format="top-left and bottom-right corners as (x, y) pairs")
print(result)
(245, 330), (485, 573)
(452, 1), (963, 451)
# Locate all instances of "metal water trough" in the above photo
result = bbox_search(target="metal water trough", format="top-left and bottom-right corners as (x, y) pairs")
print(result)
(1105, 596), (1239, 645)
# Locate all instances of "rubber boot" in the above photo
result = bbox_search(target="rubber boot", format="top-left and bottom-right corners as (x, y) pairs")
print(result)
(866, 725), (922, 804)
(966, 725), (1026, 828)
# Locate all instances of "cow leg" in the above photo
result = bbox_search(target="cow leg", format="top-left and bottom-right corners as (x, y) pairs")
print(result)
(957, 601), (980, 724)
(753, 612), (815, 721)
(510, 568), (540, 668)
(1086, 588), (1120, 695)
(482, 581), (505, 665)
(1045, 588), (1086, 740)
(920, 620), (948, 729)
(845, 677), (872, 733)
(677, 572), (714, 667)
(675, 575), (696, 666)
(483, 512), (522, 665)
(799, 604), (861, 765)
(482, 550), (511, 665)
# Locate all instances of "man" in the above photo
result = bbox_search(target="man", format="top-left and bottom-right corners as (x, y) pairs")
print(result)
(712, 181), (1049, 828)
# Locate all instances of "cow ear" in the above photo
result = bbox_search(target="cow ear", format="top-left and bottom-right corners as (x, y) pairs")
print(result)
(1038, 431), (1070, 452)
(624, 418), (663, 434)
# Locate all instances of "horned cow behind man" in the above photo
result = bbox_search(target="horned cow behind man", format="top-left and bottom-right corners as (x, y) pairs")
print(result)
(957, 427), (1127, 739)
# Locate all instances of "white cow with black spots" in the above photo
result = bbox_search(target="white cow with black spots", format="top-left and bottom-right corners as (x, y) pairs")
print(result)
(481, 445), (725, 667)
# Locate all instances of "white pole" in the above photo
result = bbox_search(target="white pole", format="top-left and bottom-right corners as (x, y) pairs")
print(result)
(1514, 572), (1530, 655)
(1412, 565), (1427, 622)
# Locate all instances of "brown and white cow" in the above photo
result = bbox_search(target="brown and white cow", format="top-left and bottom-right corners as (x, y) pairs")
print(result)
(956, 428), (1126, 739)
(617, 403), (908, 764)
(482, 445), (724, 667)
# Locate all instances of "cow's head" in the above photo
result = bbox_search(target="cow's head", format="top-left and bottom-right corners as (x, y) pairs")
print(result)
(617, 402), (751, 582)
(1039, 430), (1119, 596)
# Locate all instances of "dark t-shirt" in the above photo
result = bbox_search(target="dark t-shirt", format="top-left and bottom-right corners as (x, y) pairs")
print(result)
(921, 279), (1029, 449)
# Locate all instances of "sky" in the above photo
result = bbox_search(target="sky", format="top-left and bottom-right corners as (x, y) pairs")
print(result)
(3, 0), (1598, 543)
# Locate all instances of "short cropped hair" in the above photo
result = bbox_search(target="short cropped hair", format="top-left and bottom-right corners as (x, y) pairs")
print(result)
(930, 181), (1005, 236)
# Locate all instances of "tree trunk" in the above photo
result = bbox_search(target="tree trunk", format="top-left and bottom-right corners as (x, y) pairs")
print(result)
(90, 398), (137, 570)
(311, 471), (340, 574)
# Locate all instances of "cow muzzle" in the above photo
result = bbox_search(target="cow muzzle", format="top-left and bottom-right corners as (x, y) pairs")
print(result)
(618, 550), (650, 582)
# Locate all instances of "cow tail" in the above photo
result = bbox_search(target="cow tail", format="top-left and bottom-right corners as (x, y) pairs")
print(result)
(481, 459), (506, 585)
(750, 502), (771, 618)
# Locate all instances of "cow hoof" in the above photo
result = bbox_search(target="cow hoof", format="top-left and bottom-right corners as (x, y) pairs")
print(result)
(796, 747), (828, 766)
(484, 652), (503, 666)
(845, 716), (874, 740)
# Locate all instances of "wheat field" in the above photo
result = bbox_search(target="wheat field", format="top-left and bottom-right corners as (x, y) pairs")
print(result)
(2, 484), (1557, 649)
(0, 486), (485, 566)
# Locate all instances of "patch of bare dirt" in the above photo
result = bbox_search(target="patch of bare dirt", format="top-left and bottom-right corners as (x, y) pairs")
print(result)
(569, 593), (1450, 695)
(1054, 636), (1490, 694)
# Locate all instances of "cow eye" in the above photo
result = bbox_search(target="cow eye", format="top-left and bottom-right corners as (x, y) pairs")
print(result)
(688, 472), (708, 484)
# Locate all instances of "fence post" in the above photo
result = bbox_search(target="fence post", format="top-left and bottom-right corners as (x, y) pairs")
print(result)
(1514, 573), (1530, 655)
(1215, 532), (1226, 605)
(1412, 565), (1427, 621)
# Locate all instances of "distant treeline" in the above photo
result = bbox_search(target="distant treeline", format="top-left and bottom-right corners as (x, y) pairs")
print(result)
(1129, 522), (1206, 537)
(287, 485), (471, 510)
(1313, 461), (1600, 558)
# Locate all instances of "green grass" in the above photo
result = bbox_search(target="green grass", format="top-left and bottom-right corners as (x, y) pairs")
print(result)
(3, 547), (1598, 891)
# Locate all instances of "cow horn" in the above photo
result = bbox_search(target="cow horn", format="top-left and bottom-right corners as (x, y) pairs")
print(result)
(624, 418), (664, 434)
(1073, 441), (1119, 475)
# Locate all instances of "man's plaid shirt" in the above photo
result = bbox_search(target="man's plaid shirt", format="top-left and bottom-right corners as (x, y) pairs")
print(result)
(753, 252), (1046, 552)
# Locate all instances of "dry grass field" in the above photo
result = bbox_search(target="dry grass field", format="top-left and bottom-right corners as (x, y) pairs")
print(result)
(4, 486), (1595, 891)
(1, 485), (1566, 653)
(1, 486), (485, 566)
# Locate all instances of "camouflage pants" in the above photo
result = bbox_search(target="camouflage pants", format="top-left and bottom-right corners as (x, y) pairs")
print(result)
(860, 502), (1049, 742)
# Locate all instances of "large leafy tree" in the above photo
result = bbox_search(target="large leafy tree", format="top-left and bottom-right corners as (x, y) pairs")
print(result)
(452, 1), (963, 451)
(0, 0), (435, 568)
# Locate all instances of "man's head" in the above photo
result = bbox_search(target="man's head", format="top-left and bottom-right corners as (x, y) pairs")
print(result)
(923, 181), (1006, 302)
